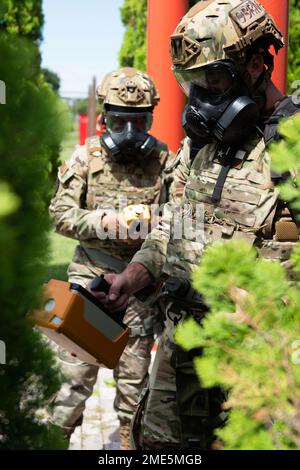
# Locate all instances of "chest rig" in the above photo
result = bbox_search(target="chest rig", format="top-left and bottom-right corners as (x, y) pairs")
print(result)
(84, 136), (169, 257)
(85, 137), (167, 209)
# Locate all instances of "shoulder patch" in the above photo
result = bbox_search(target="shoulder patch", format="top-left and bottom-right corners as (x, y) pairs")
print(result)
(86, 135), (102, 157)
(164, 139), (188, 173)
(230, 0), (265, 29)
(89, 156), (104, 174)
(58, 165), (76, 184)
(89, 148), (102, 157)
(68, 144), (88, 168)
(59, 162), (68, 177)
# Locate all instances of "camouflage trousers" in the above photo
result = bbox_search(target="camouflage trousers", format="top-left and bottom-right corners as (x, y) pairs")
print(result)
(132, 330), (181, 449)
(48, 246), (159, 435)
(131, 313), (226, 450)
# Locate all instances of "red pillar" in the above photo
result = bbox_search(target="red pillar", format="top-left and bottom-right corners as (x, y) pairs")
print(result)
(259, 0), (289, 93)
(147, 0), (188, 153)
(79, 114), (88, 145)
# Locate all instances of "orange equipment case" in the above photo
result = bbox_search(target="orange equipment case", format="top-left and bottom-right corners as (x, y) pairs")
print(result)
(27, 279), (130, 369)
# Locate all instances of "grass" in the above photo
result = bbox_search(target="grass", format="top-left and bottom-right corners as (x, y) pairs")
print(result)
(47, 126), (79, 281)
(59, 126), (78, 163)
(47, 232), (77, 281)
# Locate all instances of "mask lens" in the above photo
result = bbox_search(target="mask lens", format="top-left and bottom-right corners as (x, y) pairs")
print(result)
(205, 65), (234, 94)
(106, 112), (152, 133)
(130, 114), (149, 131)
(174, 61), (236, 96)
(106, 115), (126, 132)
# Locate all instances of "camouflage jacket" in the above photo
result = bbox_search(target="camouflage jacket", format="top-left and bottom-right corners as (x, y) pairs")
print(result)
(49, 136), (175, 260)
(132, 129), (300, 280)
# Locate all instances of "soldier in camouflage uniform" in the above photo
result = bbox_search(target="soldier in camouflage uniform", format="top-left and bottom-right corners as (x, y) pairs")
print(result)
(90, 0), (300, 449)
(48, 67), (174, 449)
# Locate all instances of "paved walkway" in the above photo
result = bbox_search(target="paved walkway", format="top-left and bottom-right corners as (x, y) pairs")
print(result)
(69, 368), (120, 450)
(68, 344), (157, 450)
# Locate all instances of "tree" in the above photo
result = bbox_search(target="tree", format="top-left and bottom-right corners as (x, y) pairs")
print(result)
(287, 0), (300, 92)
(0, 0), (44, 40)
(41, 68), (66, 182)
(42, 68), (60, 93)
(119, 1), (199, 70)
(119, 0), (147, 70)
(0, 0), (67, 449)
(72, 98), (89, 116)
(176, 115), (300, 449)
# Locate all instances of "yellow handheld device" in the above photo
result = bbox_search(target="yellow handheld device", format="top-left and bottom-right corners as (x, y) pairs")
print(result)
(123, 204), (151, 226)
(122, 204), (151, 244)
(27, 277), (129, 368)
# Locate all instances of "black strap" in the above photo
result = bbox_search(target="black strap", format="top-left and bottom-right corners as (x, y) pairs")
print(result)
(190, 141), (204, 160)
(264, 97), (300, 229)
(263, 96), (300, 147)
(211, 147), (236, 203)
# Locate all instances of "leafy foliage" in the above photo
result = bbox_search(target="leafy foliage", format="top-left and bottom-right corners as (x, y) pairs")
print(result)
(269, 114), (300, 213)
(287, 0), (300, 92)
(176, 114), (300, 449)
(119, 0), (147, 70)
(119, 1), (198, 70)
(41, 68), (67, 183)
(0, 182), (19, 217)
(0, 0), (43, 40)
(0, 0), (67, 449)
(42, 68), (60, 93)
(72, 98), (89, 116)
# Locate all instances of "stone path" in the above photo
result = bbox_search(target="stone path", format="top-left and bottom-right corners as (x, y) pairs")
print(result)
(68, 343), (158, 450)
(69, 368), (120, 450)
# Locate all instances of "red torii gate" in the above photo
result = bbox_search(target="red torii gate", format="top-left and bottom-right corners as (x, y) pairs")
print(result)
(147, 0), (289, 152)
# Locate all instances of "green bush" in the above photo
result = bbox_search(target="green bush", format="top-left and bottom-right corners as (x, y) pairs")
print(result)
(0, 0), (67, 449)
(42, 68), (60, 93)
(119, 0), (147, 70)
(0, 0), (43, 40)
(288, 0), (300, 93)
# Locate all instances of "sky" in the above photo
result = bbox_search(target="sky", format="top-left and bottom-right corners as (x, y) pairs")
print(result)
(41, 0), (125, 99)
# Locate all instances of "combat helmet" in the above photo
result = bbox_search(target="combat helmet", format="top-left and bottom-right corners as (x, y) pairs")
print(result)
(96, 67), (160, 109)
(170, 0), (284, 92)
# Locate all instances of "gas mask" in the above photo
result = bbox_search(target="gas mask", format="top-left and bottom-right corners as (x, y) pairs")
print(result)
(176, 61), (260, 146)
(101, 109), (157, 162)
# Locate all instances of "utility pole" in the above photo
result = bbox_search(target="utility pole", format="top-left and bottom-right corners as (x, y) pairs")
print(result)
(87, 76), (97, 137)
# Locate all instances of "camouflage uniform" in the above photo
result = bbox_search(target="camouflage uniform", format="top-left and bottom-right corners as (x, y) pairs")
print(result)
(48, 83), (174, 440)
(127, 0), (300, 449)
